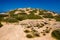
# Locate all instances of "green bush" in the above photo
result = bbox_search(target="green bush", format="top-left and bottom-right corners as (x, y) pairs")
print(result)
(51, 29), (60, 40)
(11, 14), (28, 21)
(7, 11), (43, 21)
(55, 18), (60, 21)
(43, 10), (48, 12)
(32, 29), (37, 32)
(43, 13), (54, 18)
(26, 9), (29, 11)
(32, 10), (37, 13)
(5, 17), (18, 23)
(0, 23), (3, 28)
(35, 23), (44, 29)
(12, 13), (42, 20)
(26, 34), (33, 38)
(27, 26), (32, 28)
(39, 11), (45, 15)
(29, 9), (37, 14)
(19, 13), (27, 15)
(0, 15), (4, 22)
(28, 14), (42, 19)
(54, 15), (60, 21)
(43, 33), (46, 36)
(17, 15), (28, 21)
(9, 10), (17, 17)
(33, 33), (40, 37)
(45, 30), (50, 33)
(20, 10), (25, 13)
(24, 30), (30, 33)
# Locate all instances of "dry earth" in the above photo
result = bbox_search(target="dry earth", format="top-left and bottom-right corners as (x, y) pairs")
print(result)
(0, 19), (60, 40)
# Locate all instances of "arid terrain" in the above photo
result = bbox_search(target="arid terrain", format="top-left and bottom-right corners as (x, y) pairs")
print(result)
(0, 8), (60, 40)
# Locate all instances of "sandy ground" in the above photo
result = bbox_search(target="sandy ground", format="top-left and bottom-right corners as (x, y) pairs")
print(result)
(0, 19), (60, 40)
(0, 8), (59, 40)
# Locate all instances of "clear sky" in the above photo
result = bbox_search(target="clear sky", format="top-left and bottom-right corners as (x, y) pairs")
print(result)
(0, 0), (60, 13)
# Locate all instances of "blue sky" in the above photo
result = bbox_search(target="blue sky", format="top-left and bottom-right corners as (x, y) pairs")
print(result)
(0, 0), (60, 13)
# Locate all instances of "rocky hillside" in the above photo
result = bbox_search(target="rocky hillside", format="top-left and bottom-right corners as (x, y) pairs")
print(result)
(0, 8), (60, 40)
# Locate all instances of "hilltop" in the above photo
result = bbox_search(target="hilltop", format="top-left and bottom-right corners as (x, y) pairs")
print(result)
(0, 8), (60, 40)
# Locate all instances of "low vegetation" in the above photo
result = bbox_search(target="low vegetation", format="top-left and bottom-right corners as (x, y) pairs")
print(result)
(39, 11), (45, 15)
(4, 17), (18, 23)
(33, 33), (40, 37)
(43, 13), (54, 18)
(24, 30), (30, 33)
(0, 8), (60, 22)
(26, 34), (33, 38)
(51, 29), (60, 40)
(34, 23), (44, 29)
(54, 15), (60, 21)
(0, 14), (5, 22)
(28, 12), (42, 19)
(0, 23), (3, 28)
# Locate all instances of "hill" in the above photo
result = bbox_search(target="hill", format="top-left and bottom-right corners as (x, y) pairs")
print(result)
(0, 8), (60, 40)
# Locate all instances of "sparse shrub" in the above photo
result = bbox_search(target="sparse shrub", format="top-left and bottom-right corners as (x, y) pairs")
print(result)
(14, 15), (28, 21)
(20, 10), (25, 13)
(43, 13), (54, 18)
(32, 10), (37, 13)
(32, 29), (37, 32)
(0, 15), (4, 22)
(26, 34), (33, 38)
(28, 14), (42, 19)
(34, 33), (40, 37)
(51, 29), (60, 40)
(0, 23), (3, 28)
(44, 22), (48, 24)
(39, 11), (44, 15)
(29, 9), (37, 14)
(55, 18), (60, 21)
(7, 10), (43, 21)
(45, 30), (50, 33)
(10, 13), (28, 21)
(54, 15), (60, 21)
(36, 23), (40, 27)
(43, 33), (46, 36)
(46, 27), (48, 28)
(35, 23), (43, 28)
(27, 26), (31, 28)
(41, 23), (44, 26)
(26, 9), (29, 11)
(24, 30), (30, 33)
(19, 13), (27, 15)
(5, 17), (18, 23)
(43, 10), (48, 12)
(50, 28), (52, 30)
(9, 10), (17, 17)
